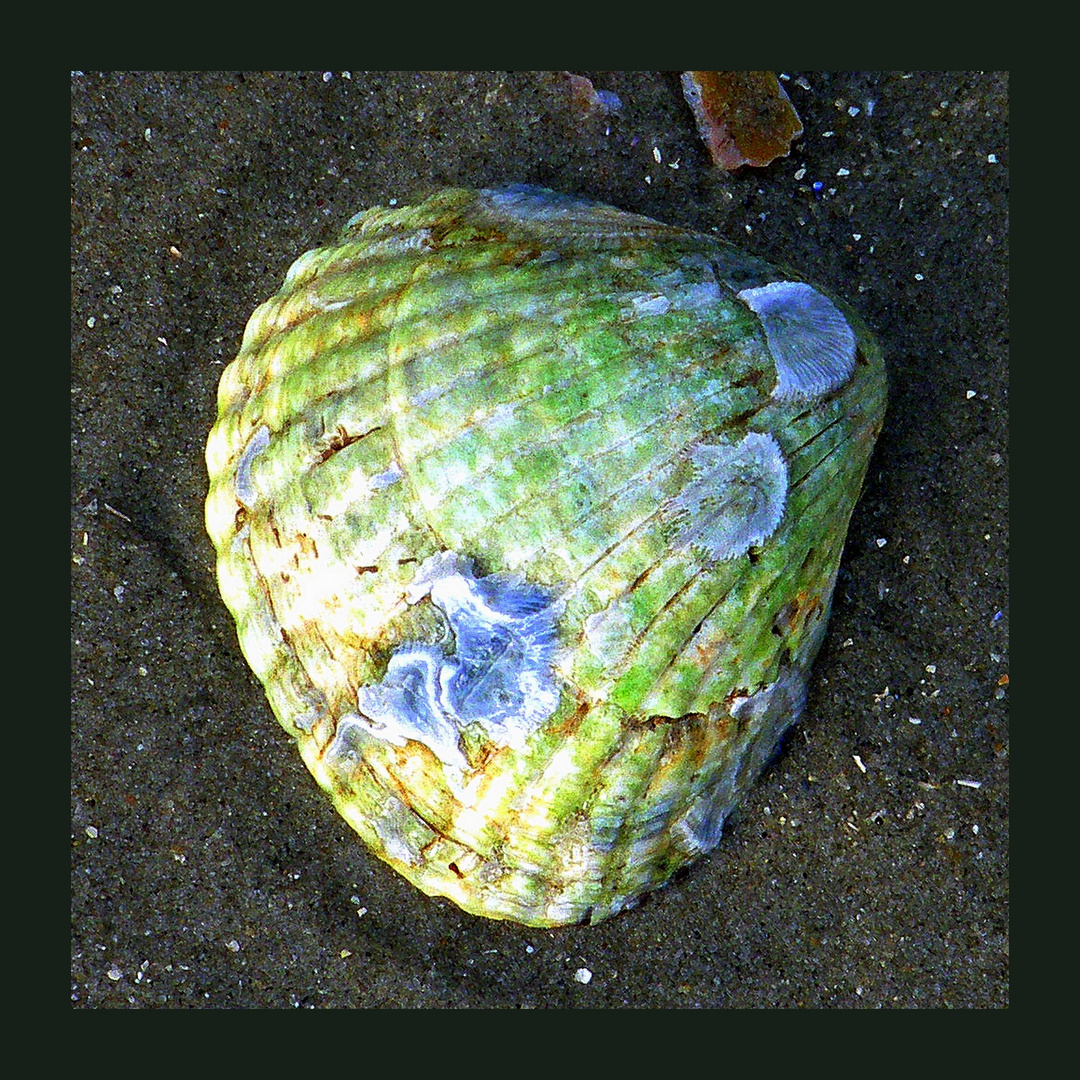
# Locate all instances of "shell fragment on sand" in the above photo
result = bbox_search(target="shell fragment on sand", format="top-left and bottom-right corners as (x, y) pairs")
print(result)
(681, 72), (804, 171)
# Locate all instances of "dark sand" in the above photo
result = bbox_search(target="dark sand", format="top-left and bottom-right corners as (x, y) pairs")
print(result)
(71, 71), (1008, 1007)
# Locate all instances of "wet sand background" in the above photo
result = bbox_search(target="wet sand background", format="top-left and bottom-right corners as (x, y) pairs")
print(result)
(71, 71), (1008, 1007)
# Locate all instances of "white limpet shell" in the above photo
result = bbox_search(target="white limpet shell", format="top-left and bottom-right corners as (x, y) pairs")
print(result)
(738, 280), (858, 399)
(205, 186), (886, 926)
(667, 432), (788, 562)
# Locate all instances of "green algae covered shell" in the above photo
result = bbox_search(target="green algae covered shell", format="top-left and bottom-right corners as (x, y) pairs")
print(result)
(205, 186), (886, 926)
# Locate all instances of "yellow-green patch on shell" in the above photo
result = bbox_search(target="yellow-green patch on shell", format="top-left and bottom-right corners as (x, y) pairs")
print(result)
(205, 185), (886, 926)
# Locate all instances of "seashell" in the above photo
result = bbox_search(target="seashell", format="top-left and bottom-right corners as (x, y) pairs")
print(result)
(205, 185), (886, 926)
(680, 71), (804, 171)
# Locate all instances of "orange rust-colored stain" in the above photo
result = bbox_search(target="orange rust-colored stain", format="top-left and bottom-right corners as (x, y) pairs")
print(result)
(722, 687), (752, 709)
(773, 590), (822, 637)
(470, 743), (498, 770)
(315, 424), (369, 465)
(694, 640), (720, 667)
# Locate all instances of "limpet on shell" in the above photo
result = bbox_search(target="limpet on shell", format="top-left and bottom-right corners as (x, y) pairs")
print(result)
(205, 185), (886, 926)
